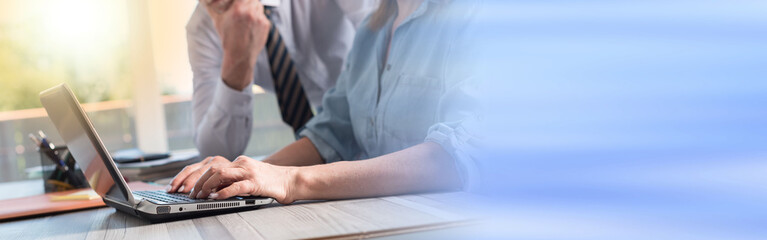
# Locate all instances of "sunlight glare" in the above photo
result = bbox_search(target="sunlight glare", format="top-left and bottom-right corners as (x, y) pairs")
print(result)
(41, 0), (127, 59)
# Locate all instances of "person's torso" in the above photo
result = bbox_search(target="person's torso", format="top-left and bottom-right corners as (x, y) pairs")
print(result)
(342, 1), (462, 159)
(193, 0), (377, 108)
(254, 0), (355, 108)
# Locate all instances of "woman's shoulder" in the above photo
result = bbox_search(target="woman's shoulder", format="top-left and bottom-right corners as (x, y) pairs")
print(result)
(343, 14), (384, 65)
(350, 12), (381, 43)
(436, 0), (482, 25)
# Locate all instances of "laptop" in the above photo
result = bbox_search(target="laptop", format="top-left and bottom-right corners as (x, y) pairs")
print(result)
(40, 84), (274, 222)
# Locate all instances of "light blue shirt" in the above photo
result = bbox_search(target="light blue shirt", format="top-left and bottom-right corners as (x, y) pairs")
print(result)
(299, 0), (481, 189)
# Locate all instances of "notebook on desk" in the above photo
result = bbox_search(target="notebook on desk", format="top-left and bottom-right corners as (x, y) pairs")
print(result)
(0, 181), (161, 221)
(39, 83), (274, 222)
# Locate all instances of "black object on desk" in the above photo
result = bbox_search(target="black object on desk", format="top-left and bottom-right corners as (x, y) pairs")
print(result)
(111, 148), (171, 163)
(30, 132), (89, 193)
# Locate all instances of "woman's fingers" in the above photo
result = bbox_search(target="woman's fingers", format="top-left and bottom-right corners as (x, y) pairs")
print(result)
(171, 156), (228, 193)
(190, 165), (220, 198)
(168, 163), (202, 192)
(197, 168), (246, 199)
(180, 170), (205, 193)
(213, 180), (255, 200)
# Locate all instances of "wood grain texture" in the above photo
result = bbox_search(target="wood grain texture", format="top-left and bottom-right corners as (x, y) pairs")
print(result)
(0, 192), (473, 240)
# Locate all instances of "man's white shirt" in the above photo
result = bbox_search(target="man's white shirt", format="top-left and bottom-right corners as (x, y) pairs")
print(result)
(187, 0), (378, 159)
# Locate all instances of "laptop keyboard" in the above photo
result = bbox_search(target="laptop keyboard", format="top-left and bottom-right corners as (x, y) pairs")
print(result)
(133, 190), (211, 204)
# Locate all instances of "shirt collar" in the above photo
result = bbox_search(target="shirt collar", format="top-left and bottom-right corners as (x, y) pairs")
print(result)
(400, 0), (445, 27)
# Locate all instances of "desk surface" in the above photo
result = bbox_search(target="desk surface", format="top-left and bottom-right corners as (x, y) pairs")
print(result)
(0, 180), (44, 201)
(0, 180), (476, 239)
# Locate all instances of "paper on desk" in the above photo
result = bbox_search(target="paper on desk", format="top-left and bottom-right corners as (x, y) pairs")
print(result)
(49, 189), (100, 201)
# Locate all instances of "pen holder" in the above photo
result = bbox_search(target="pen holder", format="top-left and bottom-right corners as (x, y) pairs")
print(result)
(39, 146), (89, 193)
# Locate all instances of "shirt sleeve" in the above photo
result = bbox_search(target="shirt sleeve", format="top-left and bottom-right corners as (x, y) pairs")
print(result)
(425, 3), (483, 192)
(425, 70), (483, 192)
(188, 4), (254, 160)
(298, 68), (360, 163)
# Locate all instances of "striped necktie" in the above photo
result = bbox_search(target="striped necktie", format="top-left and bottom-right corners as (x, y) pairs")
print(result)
(264, 8), (313, 133)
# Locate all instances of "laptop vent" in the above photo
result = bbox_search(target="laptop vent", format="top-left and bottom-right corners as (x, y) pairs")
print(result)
(197, 202), (240, 210)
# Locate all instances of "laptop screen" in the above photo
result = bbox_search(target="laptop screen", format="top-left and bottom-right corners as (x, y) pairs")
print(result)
(40, 84), (133, 203)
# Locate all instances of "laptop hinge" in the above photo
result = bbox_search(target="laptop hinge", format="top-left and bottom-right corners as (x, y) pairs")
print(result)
(103, 196), (141, 216)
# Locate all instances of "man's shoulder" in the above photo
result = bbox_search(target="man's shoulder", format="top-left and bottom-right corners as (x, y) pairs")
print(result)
(186, 4), (214, 34)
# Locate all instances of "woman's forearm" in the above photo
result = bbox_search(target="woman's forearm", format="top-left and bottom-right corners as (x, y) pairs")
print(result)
(263, 137), (324, 167)
(289, 142), (463, 201)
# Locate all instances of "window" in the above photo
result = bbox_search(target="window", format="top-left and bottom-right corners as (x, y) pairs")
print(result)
(0, 0), (293, 183)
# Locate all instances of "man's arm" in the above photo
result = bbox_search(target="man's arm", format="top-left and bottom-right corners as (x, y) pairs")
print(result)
(188, 4), (255, 160)
(188, 0), (271, 160)
(210, 0), (269, 91)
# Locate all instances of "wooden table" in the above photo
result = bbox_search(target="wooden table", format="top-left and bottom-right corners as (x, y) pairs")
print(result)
(0, 180), (477, 239)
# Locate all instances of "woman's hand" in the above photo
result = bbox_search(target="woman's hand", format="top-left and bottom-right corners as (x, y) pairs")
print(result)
(168, 156), (231, 193)
(189, 156), (297, 204)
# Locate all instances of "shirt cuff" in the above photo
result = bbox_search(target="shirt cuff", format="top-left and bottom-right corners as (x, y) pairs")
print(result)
(212, 79), (253, 116)
(299, 128), (342, 163)
(425, 123), (480, 192)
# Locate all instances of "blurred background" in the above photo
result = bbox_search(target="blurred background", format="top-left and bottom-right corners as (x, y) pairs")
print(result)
(1, 0), (766, 238)
(0, 0), (294, 183)
(474, 0), (767, 239)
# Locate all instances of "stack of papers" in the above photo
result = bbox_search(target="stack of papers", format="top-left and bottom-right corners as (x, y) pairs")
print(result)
(116, 149), (200, 182)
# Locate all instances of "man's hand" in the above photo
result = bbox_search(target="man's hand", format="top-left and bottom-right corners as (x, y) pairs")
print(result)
(204, 0), (271, 91)
(167, 156), (231, 193)
(189, 156), (297, 204)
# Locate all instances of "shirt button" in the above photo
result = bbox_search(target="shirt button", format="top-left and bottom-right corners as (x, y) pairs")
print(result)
(369, 118), (374, 126)
(386, 64), (392, 71)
